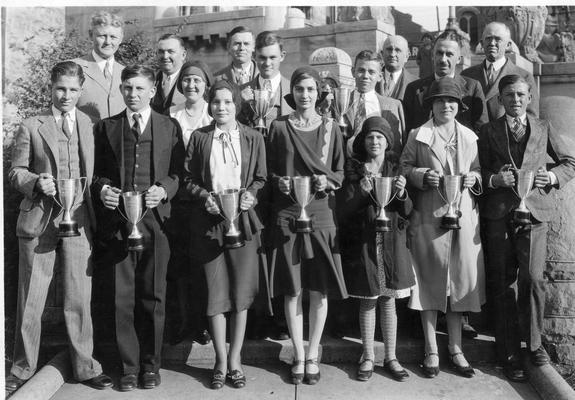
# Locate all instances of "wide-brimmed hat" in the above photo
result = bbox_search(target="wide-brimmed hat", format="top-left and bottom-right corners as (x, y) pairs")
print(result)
(352, 116), (395, 159)
(423, 76), (467, 110)
(283, 66), (327, 110)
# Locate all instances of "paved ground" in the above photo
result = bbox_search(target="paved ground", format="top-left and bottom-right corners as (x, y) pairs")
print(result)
(50, 361), (540, 400)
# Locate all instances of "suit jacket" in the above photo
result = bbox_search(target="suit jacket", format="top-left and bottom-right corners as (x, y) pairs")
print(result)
(376, 68), (417, 102)
(151, 70), (187, 115)
(403, 74), (488, 135)
(9, 109), (96, 238)
(92, 110), (185, 238)
(478, 115), (575, 222)
(237, 74), (293, 129)
(214, 60), (258, 86)
(344, 91), (406, 154)
(461, 57), (539, 121)
(73, 54), (125, 120)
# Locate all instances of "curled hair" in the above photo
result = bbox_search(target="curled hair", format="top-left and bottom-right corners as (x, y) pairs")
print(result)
(434, 29), (463, 48)
(90, 11), (124, 30)
(51, 61), (85, 85)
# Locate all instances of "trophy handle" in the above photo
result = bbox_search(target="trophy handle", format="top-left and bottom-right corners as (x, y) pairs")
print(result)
(50, 177), (64, 208)
(435, 178), (449, 205)
(503, 166), (522, 199)
(73, 177), (88, 209)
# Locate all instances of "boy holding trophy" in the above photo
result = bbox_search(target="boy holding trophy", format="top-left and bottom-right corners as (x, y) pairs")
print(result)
(92, 65), (184, 391)
(478, 74), (575, 381)
(7, 61), (112, 395)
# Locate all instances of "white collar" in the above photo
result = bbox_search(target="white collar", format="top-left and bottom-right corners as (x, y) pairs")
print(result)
(52, 105), (77, 122)
(126, 107), (152, 129)
(354, 89), (377, 98)
(92, 50), (114, 72)
(258, 73), (281, 92)
(506, 113), (527, 126)
(415, 118), (477, 146)
(385, 69), (402, 82)
(435, 72), (455, 80)
(486, 57), (506, 72)
(215, 124), (240, 139)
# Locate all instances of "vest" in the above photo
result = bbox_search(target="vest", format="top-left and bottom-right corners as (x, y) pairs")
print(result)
(123, 118), (154, 192)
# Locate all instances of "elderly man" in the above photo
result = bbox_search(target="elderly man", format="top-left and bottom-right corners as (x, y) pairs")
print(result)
(462, 21), (539, 121)
(151, 34), (187, 114)
(377, 35), (417, 102)
(73, 11), (125, 120)
(403, 30), (488, 136)
(215, 26), (257, 87)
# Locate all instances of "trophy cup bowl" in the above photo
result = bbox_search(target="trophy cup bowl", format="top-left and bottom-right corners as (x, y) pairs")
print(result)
(120, 191), (147, 251)
(439, 175), (463, 230)
(291, 176), (315, 233)
(54, 177), (87, 237)
(213, 189), (245, 249)
(513, 169), (535, 226)
(371, 176), (396, 232)
(252, 89), (272, 130)
(333, 87), (352, 128)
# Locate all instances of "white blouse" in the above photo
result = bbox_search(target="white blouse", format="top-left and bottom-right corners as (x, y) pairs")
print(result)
(171, 102), (212, 148)
(209, 125), (242, 193)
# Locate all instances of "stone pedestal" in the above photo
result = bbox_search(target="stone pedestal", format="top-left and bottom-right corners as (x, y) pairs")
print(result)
(308, 47), (354, 88)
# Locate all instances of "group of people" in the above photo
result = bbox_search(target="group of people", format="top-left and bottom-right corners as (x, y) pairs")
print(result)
(6, 10), (575, 397)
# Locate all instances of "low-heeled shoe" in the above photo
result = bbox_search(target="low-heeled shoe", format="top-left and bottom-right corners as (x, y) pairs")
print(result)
(211, 370), (225, 390)
(422, 353), (439, 378)
(227, 370), (246, 389)
(530, 347), (550, 366)
(384, 359), (409, 382)
(503, 362), (527, 382)
(141, 371), (161, 389)
(119, 374), (138, 392)
(449, 354), (475, 378)
(357, 359), (374, 382)
(304, 359), (321, 385)
(291, 360), (304, 385)
(84, 373), (113, 390)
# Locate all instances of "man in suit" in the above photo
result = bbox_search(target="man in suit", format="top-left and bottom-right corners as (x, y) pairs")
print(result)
(462, 22), (539, 121)
(376, 35), (417, 102)
(6, 61), (112, 395)
(93, 65), (185, 391)
(73, 11), (125, 120)
(403, 29), (488, 136)
(215, 26), (257, 87)
(478, 74), (575, 382)
(238, 31), (293, 132)
(151, 34), (187, 114)
(344, 49), (405, 156)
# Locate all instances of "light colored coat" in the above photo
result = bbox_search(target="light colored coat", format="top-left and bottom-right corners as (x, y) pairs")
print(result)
(400, 119), (485, 312)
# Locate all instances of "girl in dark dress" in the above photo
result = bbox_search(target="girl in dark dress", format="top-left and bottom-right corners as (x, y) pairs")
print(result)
(185, 80), (268, 389)
(267, 67), (347, 385)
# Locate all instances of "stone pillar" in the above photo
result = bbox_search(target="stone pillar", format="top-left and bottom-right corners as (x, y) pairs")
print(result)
(540, 94), (575, 366)
(285, 8), (305, 29)
(308, 47), (354, 89)
(262, 6), (288, 32)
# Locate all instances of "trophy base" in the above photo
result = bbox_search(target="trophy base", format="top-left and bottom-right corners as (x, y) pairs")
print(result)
(224, 235), (245, 249)
(127, 237), (144, 251)
(441, 215), (461, 230)
(513, 209), (532, 226)
(58, 221), (80, 237)
(375, 219), (392, 232)
(296, 219), (314, 233)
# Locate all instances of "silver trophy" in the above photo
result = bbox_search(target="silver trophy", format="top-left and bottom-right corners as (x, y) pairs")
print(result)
(370, 176), (397, 232)
(512, 169), (535, 225)
(251, 89), (273, 130)
(290, 176), (315, 233)
(118, 191), (147, 251)
(438, 174), (463, 230)
(333, 87), (352, 128)
(53, 177), (87, 237)
(211, 189), (244, 249)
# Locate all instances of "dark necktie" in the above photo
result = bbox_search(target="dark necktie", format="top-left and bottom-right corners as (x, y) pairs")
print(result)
(354, 93), (366, 134)
(511, 117), (526, 142)
(61, 112), (72, 138)
(132, 113), (141, 137)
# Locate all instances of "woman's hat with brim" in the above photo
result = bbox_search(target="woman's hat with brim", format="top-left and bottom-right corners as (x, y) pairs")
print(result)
(177, 60), (214, 94)
(283, 66), (328, 110)
(352, 116), (395, 159)
(423, 76), (468, 111)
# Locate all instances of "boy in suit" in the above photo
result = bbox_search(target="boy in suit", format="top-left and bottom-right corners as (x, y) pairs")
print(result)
(478, 74), (575, 382)
(92, 65), (185, 391)
(6, 61), (112, 395)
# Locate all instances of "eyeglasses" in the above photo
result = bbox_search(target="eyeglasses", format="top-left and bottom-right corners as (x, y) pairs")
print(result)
(483, 36), (505, 44)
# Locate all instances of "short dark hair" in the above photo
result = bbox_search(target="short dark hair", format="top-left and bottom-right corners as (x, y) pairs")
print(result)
(498, 74), (531, 94)
(51, 61), (85, 85)
(434, 29), (463, 49)
(207, 80), (242, 118)
(158, 33), (185, 49)
(353, 50), (383, 69)
(421, 32), (434, 41)
(255, 31), (283, 52)
(229, 26), (252, 40)
(121, 64), (156, 83)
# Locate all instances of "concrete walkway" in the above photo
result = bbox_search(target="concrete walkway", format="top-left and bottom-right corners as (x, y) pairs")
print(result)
(50, 361), (540, 400)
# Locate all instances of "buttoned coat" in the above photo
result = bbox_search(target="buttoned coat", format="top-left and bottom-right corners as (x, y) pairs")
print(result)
(478, 115), (575, 222)
(9, 109), (96, 238)
(461, 58), (539, 121)
(73, 54), (125, 120)
(400, 119), (485, 312)
(403, 74), (488, 135)
(151, 70), (187, 115)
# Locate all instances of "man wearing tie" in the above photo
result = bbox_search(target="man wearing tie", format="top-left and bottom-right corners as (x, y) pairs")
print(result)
(462, 22), (539, 121)
(377, 35), (417, 102)
(151, 34), (187, 115)
(93, 65), (185, 391)
(6, 61), (112, 395)
(215, 26), (257, 87)
(73, 11), (125, 120)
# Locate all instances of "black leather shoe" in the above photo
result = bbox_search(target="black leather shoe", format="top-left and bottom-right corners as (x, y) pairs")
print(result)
(530, 346), (550, 366)
(291, 360), (304, 385)
(356, 359), (374, 382)
(227, 369), (246, 389)
(211, 369), (225, 390)
(140, 371), (161, 389)
(503, 361), (527, 382)
(384, 359), (410, 382)
(84, 374), (113, 390)
(304, 359), (321, 385)
(5, 374), (27, 395)
(119, 374), (137, 392)
(421, 353), (440, 378)
(194, 329), (211, 345)
(449, 353), (475, 378)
